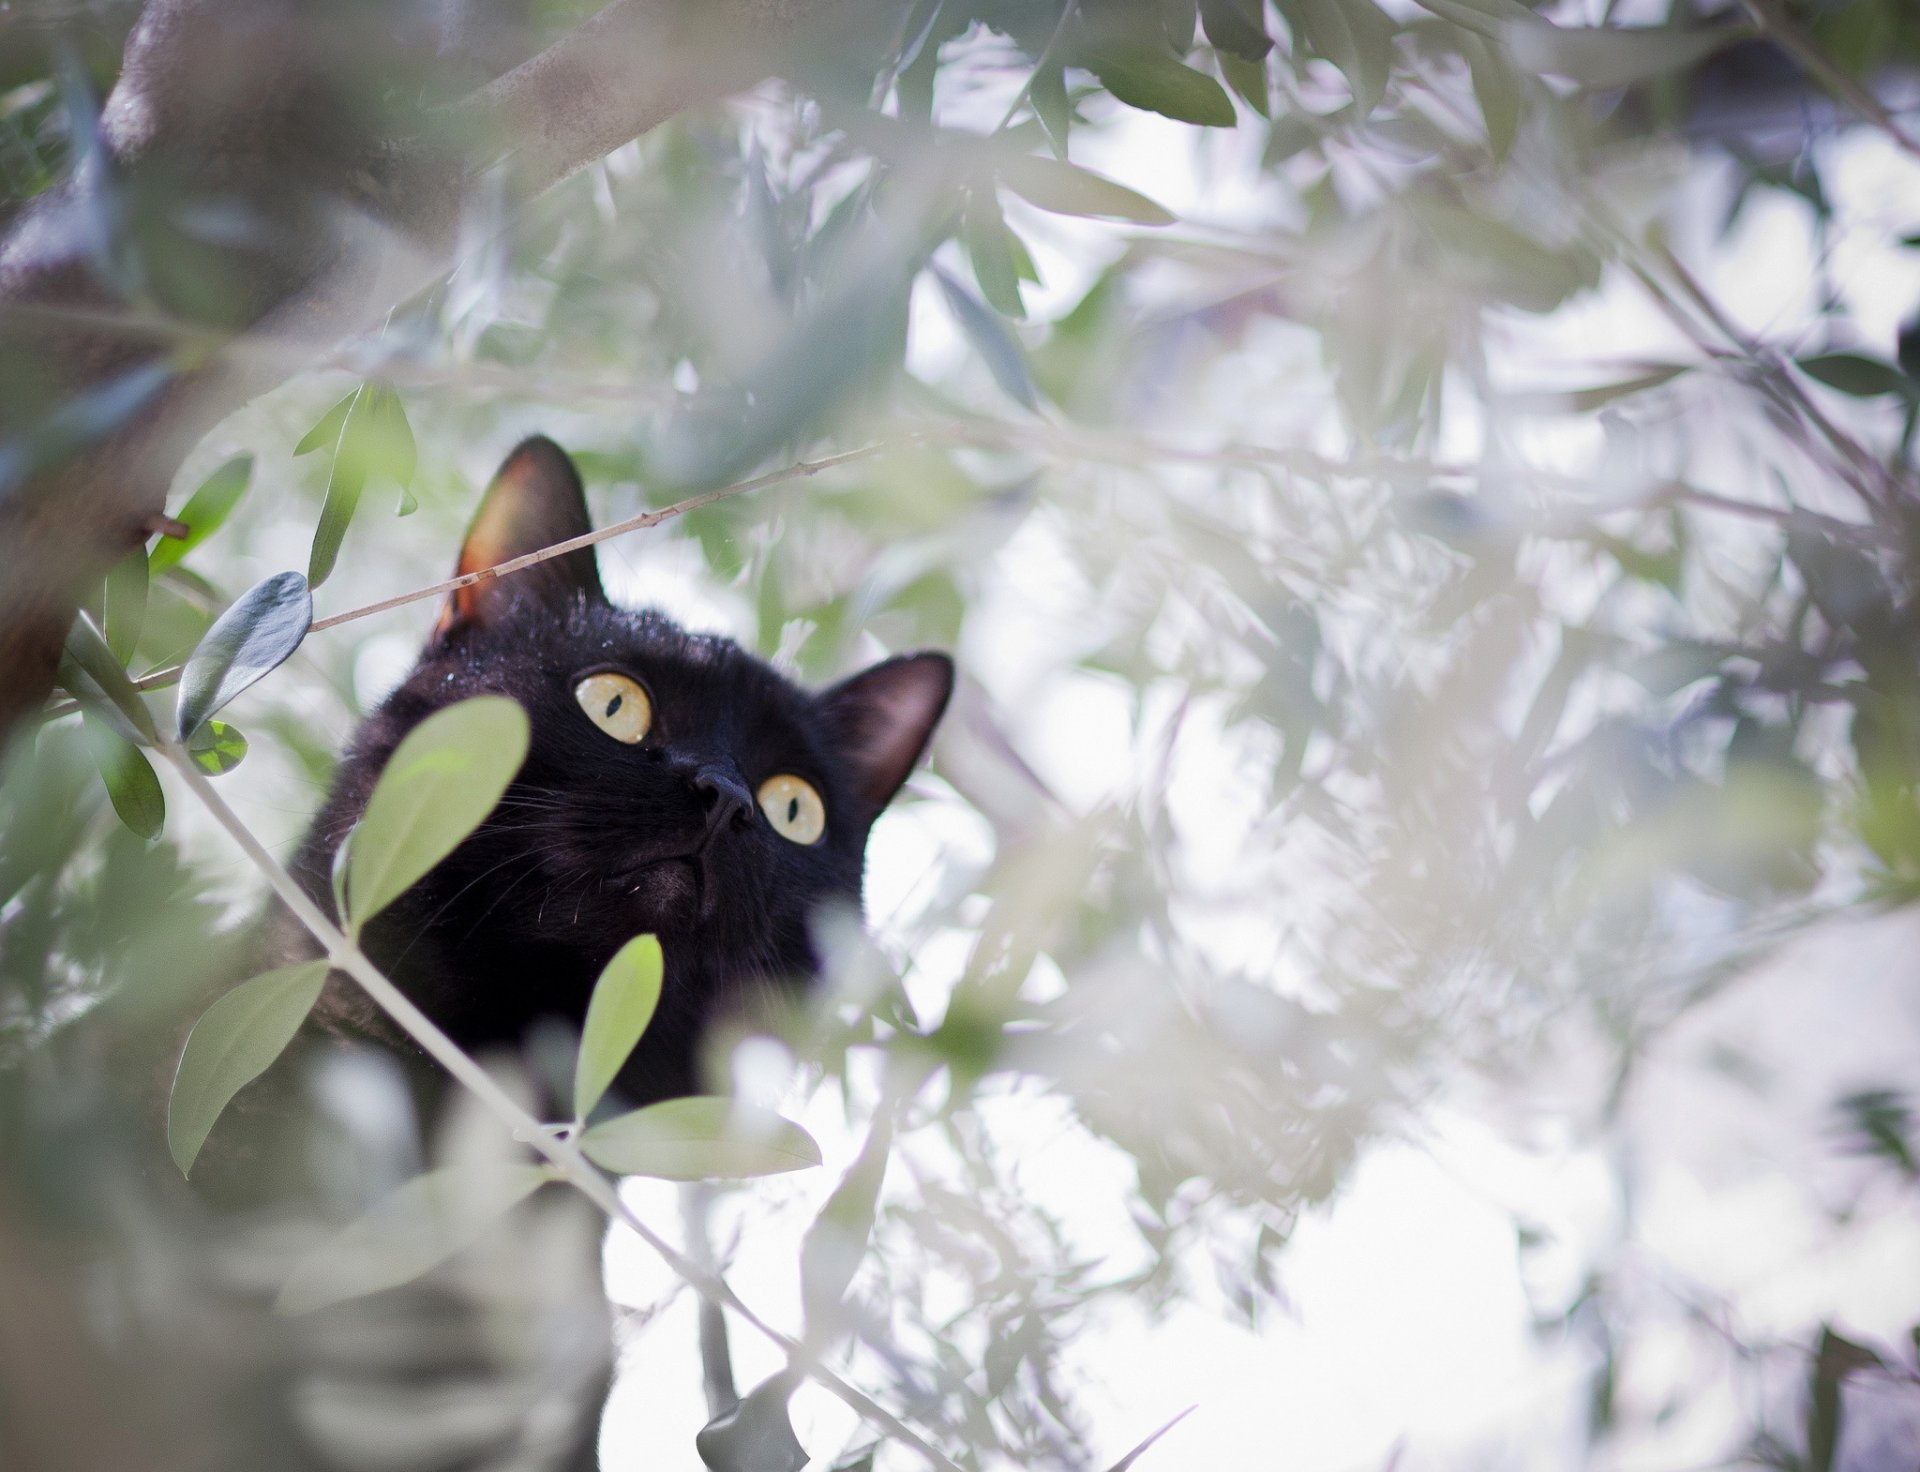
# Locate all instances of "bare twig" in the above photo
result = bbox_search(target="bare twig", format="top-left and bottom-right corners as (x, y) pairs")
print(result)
(309, 441), (892, 633)
(160, 741), (966, 1472)
(1739, 0), (1920, 162)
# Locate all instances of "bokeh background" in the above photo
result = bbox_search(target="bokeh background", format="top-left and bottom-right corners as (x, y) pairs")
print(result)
(4, 0), (1920, 1467)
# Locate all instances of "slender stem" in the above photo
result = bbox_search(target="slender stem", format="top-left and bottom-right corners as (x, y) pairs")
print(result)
(1739, 0), (1920, 163)
(993, 0), (1079, 135)
(159, 742), (965, 1472)
(309, 442), (893, 633)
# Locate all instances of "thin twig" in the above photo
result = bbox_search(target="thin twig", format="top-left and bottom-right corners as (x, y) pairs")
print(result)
(40, 662), (186, 724)
(307, 441), (893, 633)
(159, 742), (966, 1472)
(1739, 0), (1920, 163)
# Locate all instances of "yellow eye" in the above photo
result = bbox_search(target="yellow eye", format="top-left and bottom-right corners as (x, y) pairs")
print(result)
(575, 673), (652, 744)
(757, 774), (825, 845)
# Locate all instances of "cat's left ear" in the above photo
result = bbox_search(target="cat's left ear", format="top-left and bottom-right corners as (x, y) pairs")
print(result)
(821, 652), (954, 818)
(435, 436), (605, 638)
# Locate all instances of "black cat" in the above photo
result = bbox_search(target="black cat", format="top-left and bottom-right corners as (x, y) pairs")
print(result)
(284, 435), (951, 1109)
(190, 436), (951, 1472)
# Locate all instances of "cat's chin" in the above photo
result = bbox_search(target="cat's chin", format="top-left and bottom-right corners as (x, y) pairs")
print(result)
(622, 856), (704, 926)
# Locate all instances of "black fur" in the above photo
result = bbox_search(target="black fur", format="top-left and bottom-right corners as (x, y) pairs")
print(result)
(286, 437), (953, 1109)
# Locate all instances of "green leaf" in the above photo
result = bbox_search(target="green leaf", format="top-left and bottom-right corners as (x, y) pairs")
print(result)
(1797, 352), (1910, 398)
(1084, 46), (1238, 126)
(187, 719), (249, 775)
(82, 712), (164, 839)
(305, 387), (368, 588)
(932, 266), (1039, 409)
(102, 548), (148, 663)
(800, 1118), (890, 1332)
(345, 695), (530, 931)
(1200, 0), (1273, 60)
(573, 934), (664, 1123)
(1460, 30), (1520, 161)
(1506, 18), (1749, 90)
(148, 455), (252, 575)
(580, 1097), (822, 1181)
(293, 391), (356, 457)
(1280, 0), (1395, 114)
(1030, 62), (1071, 158)
(167, 960), (329, 1175)
(65, 610), (157, 742)
(305, 383), (417, 585)
(365, 383), (417, 500)
(174, 571), (313, 742)
(695, 1372), (807, 1472)
(1217, 51), (1271, 117)
(962, 191), (1026, 319)
(999, 155), (1175, 225)
(275, 1162), (554, 1315)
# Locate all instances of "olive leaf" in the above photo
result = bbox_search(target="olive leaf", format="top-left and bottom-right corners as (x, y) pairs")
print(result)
(174, 571), (312, 742)
(148, 455), (252, 575)
(303, 382), (419, 586)
(580, 1097), (822, 1181)
(167, 960), (330, 1175)
(695, 1372), (807, 1472)
(65, 610), (157, 743)
(82, 712), (164, 839)
(343, 695), (530, 932)
(573, 933), (664, 1124)
(102, 547), (148, 663)
(932, 265), (1039, 409)
(187, 719), (249, 775)
(799, 1114), (891, 1333)
(1083, 46), (1237, 126)
(1797, 352), (1911, 399)
(276, 1162), (556, 1315)
(998, 155), (1175, 225)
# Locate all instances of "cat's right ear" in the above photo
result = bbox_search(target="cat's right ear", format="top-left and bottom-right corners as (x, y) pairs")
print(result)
(434, 437), (605, 638)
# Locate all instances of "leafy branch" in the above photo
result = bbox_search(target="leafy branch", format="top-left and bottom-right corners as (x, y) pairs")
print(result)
(156, 731), (968, 1472)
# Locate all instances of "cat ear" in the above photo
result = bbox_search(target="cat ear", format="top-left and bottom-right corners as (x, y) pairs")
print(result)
(435, 437), (604, 637)
(820, 652), (954, 816)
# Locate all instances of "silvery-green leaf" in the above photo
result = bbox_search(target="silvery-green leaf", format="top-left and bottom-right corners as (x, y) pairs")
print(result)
(344, 695), (529, 931)
(148, 455), (252, 575)
(1200, 0), (1273, 60)
(1084, 46), (1237, 126)
(932, 266), (1038, 409)
(275, 1162), (554, 1315)
(102, 548), (147, 663)
(66, 610), (156, 742)
(1506, 17), (1749, 90)
(998, 155), (1174, 225)
(800, 1118), (890, 1332)
(1798, 352), (1909, 399)
(167, 960), (329, 1175)
(581, 1097), (822, 1181)
(573, 933), (664, 1123)
(695, 1373), (807, 1472)
(174, 571), (312, 742)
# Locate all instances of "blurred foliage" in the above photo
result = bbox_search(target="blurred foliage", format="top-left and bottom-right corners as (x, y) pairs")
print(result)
(7, 0), (1920, 1467)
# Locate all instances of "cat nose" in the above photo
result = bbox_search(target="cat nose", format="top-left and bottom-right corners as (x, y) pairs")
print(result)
(692, 766), (754, 833)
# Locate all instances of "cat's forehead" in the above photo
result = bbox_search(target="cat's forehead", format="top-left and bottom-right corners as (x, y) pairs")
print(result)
(563, 604), (809, 713)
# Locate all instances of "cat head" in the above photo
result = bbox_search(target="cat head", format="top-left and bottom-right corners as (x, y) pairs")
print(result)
(332, 438), (951, 1003)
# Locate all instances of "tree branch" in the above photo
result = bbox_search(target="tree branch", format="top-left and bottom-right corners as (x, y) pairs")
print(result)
(0, 0), (843, 740)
